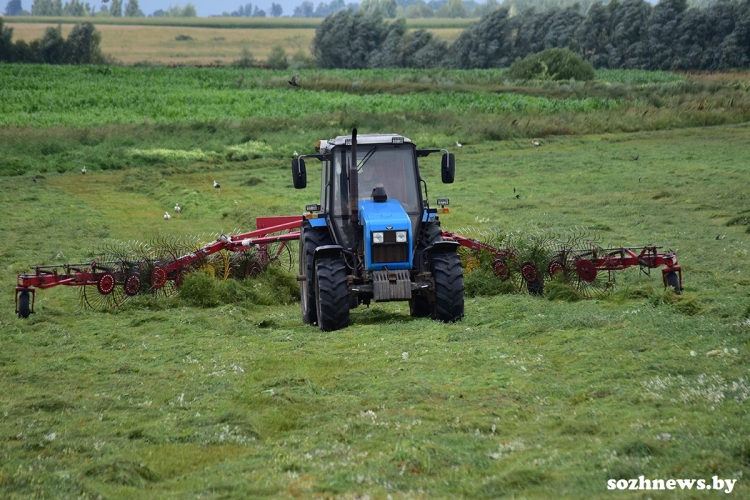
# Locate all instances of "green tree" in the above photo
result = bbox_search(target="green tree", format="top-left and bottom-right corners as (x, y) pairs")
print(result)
(266, 43), (288, 69)
(405, 1), (434, 18)
(31, 0), (53, 15)
(5, 0), (24, 15)
(0, 18), (14, 61)
(400, 28), (447, 68)
(359, 0), (396, 18)
(312, 10), (387, 68)
(446, 8), (514, 68)
(64, 0), (85, 16)
(576, 1), (611, 68)
(270, 2), (282, 16)
(369, 16), (406, 66)
(647, 0), (687, 70)
(65, 21), (103, 63)
(39, 24), (65, 62)
(109, 0), (122, 16)
(437, 0), (468, 18)
(125, 0), (142, 16)
(608, 0), (652, 69)
(52, 0), (61, 15)
(472, 0), (499, 18)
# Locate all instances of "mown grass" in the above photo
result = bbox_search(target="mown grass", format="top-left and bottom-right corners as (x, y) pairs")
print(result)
(0, 66), (749, 498)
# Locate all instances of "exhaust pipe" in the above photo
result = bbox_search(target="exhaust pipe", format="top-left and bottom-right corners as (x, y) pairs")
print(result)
(349, 128), (358, 224)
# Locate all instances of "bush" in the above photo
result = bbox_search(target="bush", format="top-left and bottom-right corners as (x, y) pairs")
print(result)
(266, 44), (288, 70)
(233, 47), (256, 68)
(507, 49), (595, 82)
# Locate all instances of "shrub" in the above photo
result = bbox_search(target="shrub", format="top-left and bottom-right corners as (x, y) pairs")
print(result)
(233, 47), (256, 68)
(507, 49), (595, 82)
(266, 44), (288, 70)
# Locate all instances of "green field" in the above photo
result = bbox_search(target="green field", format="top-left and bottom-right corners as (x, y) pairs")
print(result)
(1, 65), (749, 498)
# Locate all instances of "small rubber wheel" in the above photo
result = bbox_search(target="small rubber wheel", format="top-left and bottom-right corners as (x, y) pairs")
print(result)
(18, 290), (31, 319)
(666, 271), (681, 294)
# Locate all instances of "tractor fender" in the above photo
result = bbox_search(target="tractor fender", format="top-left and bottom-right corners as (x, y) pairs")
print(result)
(313, 244), (346, 263)
(424, 240), (460, 256)
(417, 241), (460, 273)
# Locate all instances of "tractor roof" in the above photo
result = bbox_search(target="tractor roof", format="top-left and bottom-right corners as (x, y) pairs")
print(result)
(317, 134), (413, 153)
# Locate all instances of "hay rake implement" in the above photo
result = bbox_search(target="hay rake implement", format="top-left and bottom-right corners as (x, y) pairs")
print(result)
(14, 217), (682, 319)
(444, 229), (682, 299)
(14, 216), (300, 318)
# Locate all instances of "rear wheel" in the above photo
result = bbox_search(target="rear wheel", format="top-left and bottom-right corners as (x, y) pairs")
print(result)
(315, 257), (350, 331)
(17, 290), (31, 319)
(299, 221), (333, 325)
(431, 252), (464, 322)
(665, 271), (681, 294)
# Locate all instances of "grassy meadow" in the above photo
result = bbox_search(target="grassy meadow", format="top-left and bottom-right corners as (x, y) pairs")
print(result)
(0, 65), (749, 498)
(4, 18), (467, 65)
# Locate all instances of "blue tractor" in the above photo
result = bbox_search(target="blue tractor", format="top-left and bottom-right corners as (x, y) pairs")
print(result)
(291, 129), (464, 331)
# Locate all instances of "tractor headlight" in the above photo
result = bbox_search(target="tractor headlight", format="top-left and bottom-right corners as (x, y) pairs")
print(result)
(373, 232), (384, 244)
(395, 231), (407, 243)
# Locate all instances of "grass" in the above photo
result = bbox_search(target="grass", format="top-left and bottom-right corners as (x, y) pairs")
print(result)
(0, 65), (749, 498)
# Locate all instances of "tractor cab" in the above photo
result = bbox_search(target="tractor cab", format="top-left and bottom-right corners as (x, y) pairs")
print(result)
(291, 130), (462, 331)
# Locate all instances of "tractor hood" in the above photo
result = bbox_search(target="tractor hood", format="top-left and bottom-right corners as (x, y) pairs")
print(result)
(359, 199), (413, 271)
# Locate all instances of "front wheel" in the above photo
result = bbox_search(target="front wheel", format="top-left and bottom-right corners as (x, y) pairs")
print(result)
(315, 257), (350, 331)
(431, 252), (464, 322)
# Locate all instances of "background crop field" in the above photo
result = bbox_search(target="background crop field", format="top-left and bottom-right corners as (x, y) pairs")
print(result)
(4, 19), (465, 65)
(0, 65), (749, 498)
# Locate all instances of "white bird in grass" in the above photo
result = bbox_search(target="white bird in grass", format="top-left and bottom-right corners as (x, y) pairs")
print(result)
(456, 141), (462, 148)
(531, 140), (541, 147)
(174, 203), (181, 214)
(164, 212), (171, 220)
(213, 180), (221, 194)
(81, 166), (87, 175)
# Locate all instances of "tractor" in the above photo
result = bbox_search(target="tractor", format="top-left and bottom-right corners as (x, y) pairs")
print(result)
(292, 129), (464, 331)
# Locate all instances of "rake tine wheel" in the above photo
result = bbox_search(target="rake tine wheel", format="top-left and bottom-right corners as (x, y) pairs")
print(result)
(79, 241), (143, 311)
(559, 229), (614, 299)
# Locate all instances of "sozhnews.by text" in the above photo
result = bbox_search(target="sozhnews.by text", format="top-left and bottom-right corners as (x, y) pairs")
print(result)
(607, 476), (737, 493)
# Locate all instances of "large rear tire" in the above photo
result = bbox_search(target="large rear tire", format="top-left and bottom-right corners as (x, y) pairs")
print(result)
(431, 252), (464, 322)
(299, 220), (333, 325)
(17, 290), (31, 319)
(315, 257), (350, 331)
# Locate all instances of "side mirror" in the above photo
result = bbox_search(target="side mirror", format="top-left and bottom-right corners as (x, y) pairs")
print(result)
(441, 153), (455, 184)
(292, 158), (307, 189)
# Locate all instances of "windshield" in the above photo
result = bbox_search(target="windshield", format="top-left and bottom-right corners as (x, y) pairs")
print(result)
(355, 145), (419, 211)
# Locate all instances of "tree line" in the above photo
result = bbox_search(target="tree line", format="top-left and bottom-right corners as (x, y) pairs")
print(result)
(3, 0), (200, 17)
(313, 0), (750, 70)
(0, 18), (104, 63)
